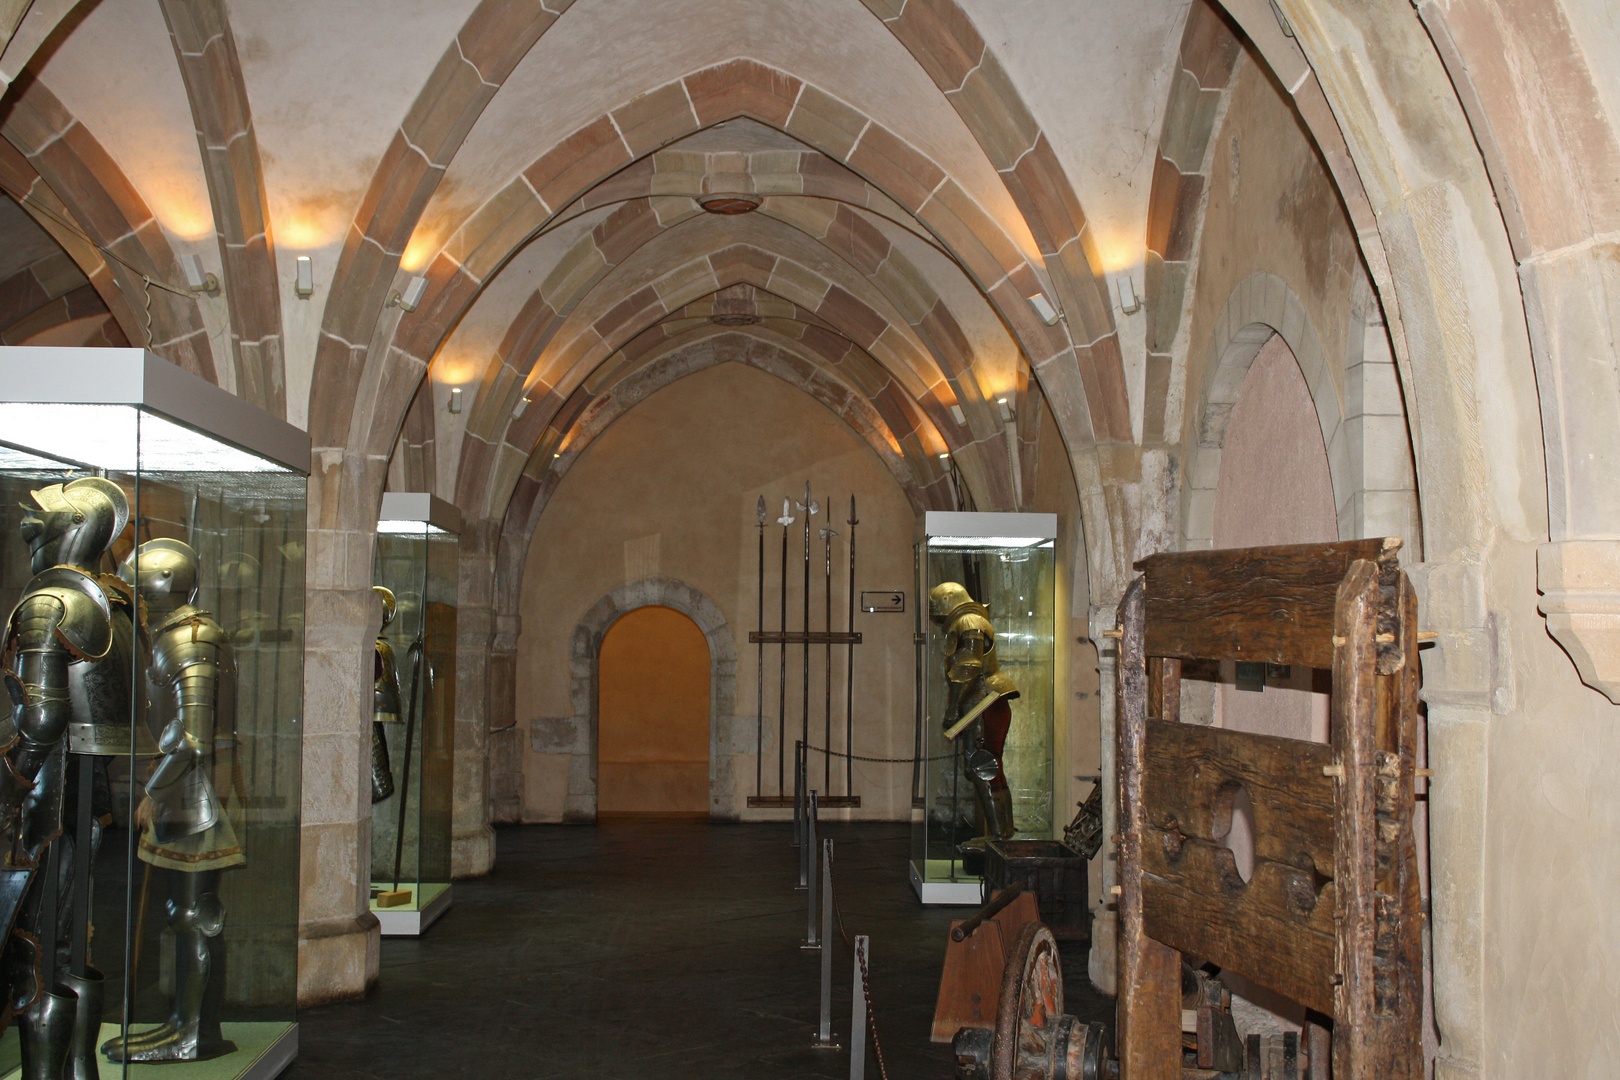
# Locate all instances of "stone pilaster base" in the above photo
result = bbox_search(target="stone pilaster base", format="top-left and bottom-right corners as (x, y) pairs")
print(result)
(297, 912), (380, 1006)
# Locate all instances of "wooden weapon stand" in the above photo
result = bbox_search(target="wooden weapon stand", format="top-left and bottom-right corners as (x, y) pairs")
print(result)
(1114, 540), (1423, 1079)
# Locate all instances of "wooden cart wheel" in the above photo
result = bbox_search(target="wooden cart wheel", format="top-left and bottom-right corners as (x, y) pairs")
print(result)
(991, 921), (1064, 1080)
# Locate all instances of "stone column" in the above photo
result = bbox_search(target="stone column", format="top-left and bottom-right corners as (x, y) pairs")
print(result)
(296, 450), (382, 1004)
(451, 519), (497, 878)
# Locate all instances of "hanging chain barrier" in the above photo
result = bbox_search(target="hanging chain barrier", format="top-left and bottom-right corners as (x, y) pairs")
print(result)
(824, 842), (891, 1080)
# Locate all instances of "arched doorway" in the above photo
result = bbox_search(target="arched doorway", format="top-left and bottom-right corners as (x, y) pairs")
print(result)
(597, 605), (711, 815)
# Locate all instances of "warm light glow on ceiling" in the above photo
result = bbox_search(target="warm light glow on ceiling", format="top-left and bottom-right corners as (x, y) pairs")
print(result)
(432, 353), (482, 386)
(1088, 228), (1143, 276)
(277, 204), (347, 250)
(401, 230), (440, 273)
(149, 193), (213, 242)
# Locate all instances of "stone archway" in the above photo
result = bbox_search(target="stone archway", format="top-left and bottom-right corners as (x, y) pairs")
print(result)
(568, 577), (739, 821)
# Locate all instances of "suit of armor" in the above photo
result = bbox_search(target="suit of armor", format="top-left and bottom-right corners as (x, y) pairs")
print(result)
(929, 582), (1019, 847)
(370, 586), (401, 804)
(0, 477), (130, 1080)
(103, 539), (242, 1064)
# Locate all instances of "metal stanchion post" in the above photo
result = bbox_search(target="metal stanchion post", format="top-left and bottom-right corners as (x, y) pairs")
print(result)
(798, 779), (814, 891)
(812, 837), (840, 1050)
(802, 791), (820, 949)
(850, 935), (869, 1080)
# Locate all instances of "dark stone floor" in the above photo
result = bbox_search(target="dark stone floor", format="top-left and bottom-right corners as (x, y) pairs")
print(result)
(286, 820), (1112, 1080)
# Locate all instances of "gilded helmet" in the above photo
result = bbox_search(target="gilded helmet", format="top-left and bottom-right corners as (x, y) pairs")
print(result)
(123, 537), (200, 611)
(20, 476), (129, 572)
(373, 585), (397, 630)
(928, 581), (975, 622)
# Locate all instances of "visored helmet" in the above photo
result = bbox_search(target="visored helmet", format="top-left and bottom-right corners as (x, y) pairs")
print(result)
(122, 537), (200, 612)
(20, 476), (129, 573)
(928, 581), (975, 622)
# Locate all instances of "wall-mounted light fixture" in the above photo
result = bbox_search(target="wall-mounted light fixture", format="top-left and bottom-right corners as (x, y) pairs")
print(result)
(448, 387), (463, 414)
(294, 256), (314, 299)
(1027, 292), (1060, 325)
(948, 404), (966, 425)
(180, 253), (219, 296)
(512, 396), (532, 420)
(1115, 274), (1140, 315)
(553, 451), (561, 459)
(997, 396), (1014, 423)
(938, 451), (950, 460)
(388, 275), (428, 313)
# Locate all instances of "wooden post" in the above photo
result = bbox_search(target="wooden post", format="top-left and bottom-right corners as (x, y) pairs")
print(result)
(1116, 578), (1182, 1079)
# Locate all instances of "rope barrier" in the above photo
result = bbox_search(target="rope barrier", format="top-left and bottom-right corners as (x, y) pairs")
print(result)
(800, 742), (953, 764)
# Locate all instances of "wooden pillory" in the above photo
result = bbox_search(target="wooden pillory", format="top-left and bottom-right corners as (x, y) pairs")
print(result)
(1114, 539), (1423, 1079)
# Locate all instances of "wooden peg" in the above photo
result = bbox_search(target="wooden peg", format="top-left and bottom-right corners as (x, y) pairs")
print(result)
(1331, 635), (1346, 647)
(1322, 764), (1344, 778)
(1415, 768), (1434, 778)
(1110, 885), (1123, 897)
(1417, 630), (1439, 641)
(1375, 633), (1396, 643)
(1101, 627), (1123, 639)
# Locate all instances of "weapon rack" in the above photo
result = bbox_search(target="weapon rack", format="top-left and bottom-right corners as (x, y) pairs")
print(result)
(748, 485), (863, 808)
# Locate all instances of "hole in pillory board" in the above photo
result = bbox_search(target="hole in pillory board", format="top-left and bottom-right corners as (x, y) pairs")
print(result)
(1211, 781), (1257, 886)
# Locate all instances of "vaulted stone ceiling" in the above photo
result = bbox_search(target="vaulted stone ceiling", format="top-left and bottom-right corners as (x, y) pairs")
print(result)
(0, 0), (1188, 589)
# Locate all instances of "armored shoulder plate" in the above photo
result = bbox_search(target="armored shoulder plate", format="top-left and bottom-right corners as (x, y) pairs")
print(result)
(7, 566), (114, 662)
(151, 610), (230, 682)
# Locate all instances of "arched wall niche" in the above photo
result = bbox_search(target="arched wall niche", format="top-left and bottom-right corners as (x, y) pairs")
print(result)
(557, 577), (738, 821)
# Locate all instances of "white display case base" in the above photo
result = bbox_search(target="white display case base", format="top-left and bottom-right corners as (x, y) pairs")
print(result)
(909, 860), (984, 905)
(373, 882), (453, 936)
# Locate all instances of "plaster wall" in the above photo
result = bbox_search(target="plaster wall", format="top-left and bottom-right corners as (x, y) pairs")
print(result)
(515, 360), (922, 822)
(1175, 53), (1360, 451)
(1212, 332), (1335, 745)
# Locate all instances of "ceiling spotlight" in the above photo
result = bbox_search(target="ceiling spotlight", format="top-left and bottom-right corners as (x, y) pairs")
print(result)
(294, 256), (314, 299)
(698, 192), (762, 215)
(1027, 291), (1060, 325)
(948, 404), (966, 425)
(938, 452), (950, 460)
(997, 397), (1013, 422)
(449, 387), (463, 414)
(388, 275), (429, 312)
(180, 253), (219, 296)
(1116, 274), (1141, 315)
(512, 396), (532, 419)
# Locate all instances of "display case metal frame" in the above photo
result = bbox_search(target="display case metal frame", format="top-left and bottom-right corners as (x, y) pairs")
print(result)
(0, 346), (307, 1080)
(370, 492), (459, 936)
(912, 511), (1057, 906)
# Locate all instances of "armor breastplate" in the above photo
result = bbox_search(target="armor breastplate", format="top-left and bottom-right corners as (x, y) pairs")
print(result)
(374, 638), (402, 723)
(145, 606), (233, 845)
(1, 566), (138, 756)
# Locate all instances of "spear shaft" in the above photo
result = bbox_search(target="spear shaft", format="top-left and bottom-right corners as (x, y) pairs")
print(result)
(778, 502), (791, 795)
(822, 511), (834, 793)
(801, 488), (811, 759)
(846, 495), (858, 797)
(755, 496), (766, 797)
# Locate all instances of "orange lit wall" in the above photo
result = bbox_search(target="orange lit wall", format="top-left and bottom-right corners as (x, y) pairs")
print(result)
(597, 605), (710, 814)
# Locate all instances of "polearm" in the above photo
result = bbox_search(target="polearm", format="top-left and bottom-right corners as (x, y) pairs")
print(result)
(819, 514), (837, 794)
(795, 482), (819, 764)
(777, 497), (795, 794)
(755, 495), (767, 797)
(846, 495), (858, 797)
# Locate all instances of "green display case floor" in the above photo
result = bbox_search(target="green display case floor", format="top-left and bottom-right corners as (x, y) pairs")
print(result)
(0, 1020), (295, 1080)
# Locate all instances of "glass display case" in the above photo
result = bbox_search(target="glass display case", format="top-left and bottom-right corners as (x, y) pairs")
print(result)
(911, 512), (1056, 904)
(0, 347), (306, 1079)
(369, 493), (458, 936)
